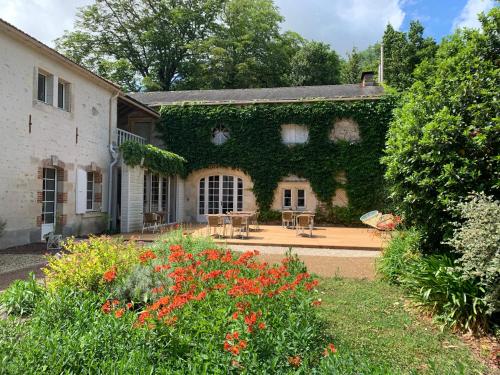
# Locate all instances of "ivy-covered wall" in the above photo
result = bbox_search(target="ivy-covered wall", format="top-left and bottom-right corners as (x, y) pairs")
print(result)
(157, 97), (396, 222)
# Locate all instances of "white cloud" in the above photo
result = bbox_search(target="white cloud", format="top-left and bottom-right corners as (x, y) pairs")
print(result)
(0, 0), (406, 54)
(0, 0), (91, 46)
(275, 0), (406, 56)
(452, 0), (495, 30)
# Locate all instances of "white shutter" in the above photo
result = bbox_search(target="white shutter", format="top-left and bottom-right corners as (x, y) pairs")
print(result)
(76, 168), (87, 214)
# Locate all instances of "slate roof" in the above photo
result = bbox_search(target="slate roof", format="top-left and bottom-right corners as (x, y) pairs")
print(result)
(128, 84), (384, 107)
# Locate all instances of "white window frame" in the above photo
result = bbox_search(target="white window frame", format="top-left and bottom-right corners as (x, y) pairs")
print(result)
(297, 189), (306, 209)
(281, 124), (309, 145)
(282, 189), (292, 209)
(144, 173), (177, 223)
(198, 175), (243, 216)
(86, 172), (95, 211)
(57, 79), (70, 111)
(37, 72), (47, 103)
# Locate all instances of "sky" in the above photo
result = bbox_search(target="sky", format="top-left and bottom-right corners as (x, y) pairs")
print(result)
(0, 0), (496, 56)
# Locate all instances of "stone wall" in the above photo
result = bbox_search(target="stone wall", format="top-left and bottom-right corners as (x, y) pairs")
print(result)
(0, 31), (117, 248)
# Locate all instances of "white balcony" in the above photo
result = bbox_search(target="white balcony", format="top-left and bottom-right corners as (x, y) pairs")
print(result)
(117, 128), (146, 146)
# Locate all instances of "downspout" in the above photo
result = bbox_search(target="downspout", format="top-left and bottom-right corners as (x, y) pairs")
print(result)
(107, 92), (120, 231)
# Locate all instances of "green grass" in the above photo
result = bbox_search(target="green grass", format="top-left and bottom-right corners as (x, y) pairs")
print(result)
(318, 277), (487, 375)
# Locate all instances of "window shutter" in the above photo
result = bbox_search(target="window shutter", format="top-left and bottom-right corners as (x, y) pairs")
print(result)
(76, 168), (87, 214)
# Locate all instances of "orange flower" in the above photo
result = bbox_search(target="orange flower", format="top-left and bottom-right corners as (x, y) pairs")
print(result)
(232, 312), (239, 320)
(126, 302), (133, 310)
(103, 266), (117, 283)
(114, 308), (124, 318)
(311, 299), (322, 307)
(323, 343), (337, 356)
(238, 339), (247, 349)
(139, 249), (157, 263)
(258, 322), (266, 330)
(230, 346), (240, 355)
(101, 300), (111, 314)
(288, 355), (301, 367)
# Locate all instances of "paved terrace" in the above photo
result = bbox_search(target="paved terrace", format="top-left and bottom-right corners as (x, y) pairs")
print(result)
(120, 225), (388, 251)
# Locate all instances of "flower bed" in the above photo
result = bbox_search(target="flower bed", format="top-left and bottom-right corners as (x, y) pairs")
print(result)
(0, 233), (342, 373)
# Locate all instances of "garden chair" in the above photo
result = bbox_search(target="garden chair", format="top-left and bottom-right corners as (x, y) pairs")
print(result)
(44, 232), (63, 251)
(295, 214), (313, 237)
(282, 211), (294, 228)
(230, 215), (248, 239)
(142, 212), (160, 233)
(250, 210), (260, 231)
(206, 215), (225, 238)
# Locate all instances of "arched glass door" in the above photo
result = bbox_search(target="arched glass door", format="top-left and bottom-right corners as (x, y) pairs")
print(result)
(198, 175), (243, 221)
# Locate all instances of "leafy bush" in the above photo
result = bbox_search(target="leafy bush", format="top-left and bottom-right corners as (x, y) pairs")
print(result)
(446, 193), (500, 315)
(382, 8), (500, 250)
(43, 236), (139, 292)
(377, 229), (422, 283)
(0, 273), (44, 316)
(111, 262), (172, 305)
(1, 235), (340, 373)
(400, 254), (489, 332)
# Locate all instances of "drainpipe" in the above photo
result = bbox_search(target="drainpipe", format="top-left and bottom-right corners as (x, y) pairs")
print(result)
(107, 92), (120, 231)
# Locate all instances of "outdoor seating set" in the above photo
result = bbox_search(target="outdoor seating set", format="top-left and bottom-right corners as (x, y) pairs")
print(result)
(142, 212), (170, 233)
(205, 211), (259, 239)
(281, 210), (315, 237)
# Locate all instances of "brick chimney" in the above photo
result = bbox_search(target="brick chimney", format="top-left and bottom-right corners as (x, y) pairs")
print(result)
(361, 71), (375, 87)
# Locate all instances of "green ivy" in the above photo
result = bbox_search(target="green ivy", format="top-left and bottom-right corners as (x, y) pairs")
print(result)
(157, 97), (396, 222)
(119, 141), (186, 176)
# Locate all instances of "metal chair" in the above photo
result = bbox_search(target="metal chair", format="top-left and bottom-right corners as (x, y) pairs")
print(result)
(142, 212), (160, 233)
(230, 215), (248, 238)
(296, 215), (313, 237)
(45, 232), (63, 251)
(207, 215), (225, 238)
(282, 211), (294, 228)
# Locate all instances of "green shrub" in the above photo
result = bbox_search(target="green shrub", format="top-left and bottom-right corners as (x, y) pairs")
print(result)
(401, 254), (489, 332)
(446, 193), (500, 316)
(0, 273), (44, 316)
(382, 8), (500, 250)
(111, 262), (173, 305)
(43, 236), (139, 292)
(377, 229), (422, 283)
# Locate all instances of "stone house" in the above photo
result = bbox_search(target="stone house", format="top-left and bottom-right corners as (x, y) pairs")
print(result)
(0, 18), (387, 249)
(0, 19), (168, 248)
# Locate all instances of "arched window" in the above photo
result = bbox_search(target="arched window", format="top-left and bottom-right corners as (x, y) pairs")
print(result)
(199, 175), (243, 216)
(211, 125), (230, 145)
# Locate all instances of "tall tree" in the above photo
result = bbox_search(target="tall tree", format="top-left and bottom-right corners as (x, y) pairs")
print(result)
(382, 20), (437, 90)
(341, 47), (362, 84)
(177, 0), (302, 89)
(55, 0), (225, 91)
(287, 41), (341, 86)
(383, 8), (500, 250)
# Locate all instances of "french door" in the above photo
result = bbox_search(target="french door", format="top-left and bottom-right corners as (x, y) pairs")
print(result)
(144, 174), (177, 223)
(198, 175), (243, 221)
(41, 167), (56, 239)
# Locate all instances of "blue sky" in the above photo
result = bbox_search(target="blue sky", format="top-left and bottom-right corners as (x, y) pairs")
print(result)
(0, 0), (496, 56)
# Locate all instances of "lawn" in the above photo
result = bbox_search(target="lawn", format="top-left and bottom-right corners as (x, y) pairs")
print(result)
(318, 277), (487, 374)
(0, 234), (490, 374)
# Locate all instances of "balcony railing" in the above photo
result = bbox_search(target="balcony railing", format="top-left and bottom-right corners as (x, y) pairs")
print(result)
(117, 128), (146, 146)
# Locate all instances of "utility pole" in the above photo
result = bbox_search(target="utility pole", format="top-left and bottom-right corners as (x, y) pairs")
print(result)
(379, 42), (384, 84)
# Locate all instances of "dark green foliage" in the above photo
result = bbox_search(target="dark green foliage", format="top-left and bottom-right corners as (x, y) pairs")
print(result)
(0, 273), (44, 316)
(119, 141), (186, 176)
(341, 47), (363, 84)
(377, 228), (422, 284)
(383, 8), (500, 250)
(382, 20), (437, 91)
(288, 41), (341, 86)
(401, 255), (489, 333)
(157, 98), (396, 221)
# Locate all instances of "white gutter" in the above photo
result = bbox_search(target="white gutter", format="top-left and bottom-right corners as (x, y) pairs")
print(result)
(107, 92), (120, 230)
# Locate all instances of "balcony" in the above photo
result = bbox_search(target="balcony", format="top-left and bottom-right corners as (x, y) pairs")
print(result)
(117, 128), (146, 146)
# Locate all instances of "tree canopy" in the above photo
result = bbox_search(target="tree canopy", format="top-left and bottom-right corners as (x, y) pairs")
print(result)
(383, 8), (500, 250)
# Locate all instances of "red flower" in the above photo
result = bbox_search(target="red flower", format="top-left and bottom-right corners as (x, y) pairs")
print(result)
(312, 299), (322, 307)
(258, 322), (266, 330)
(101, 300), (111, 314)
(323, 343), (337, 356)
(238, 339), (247, 349)
(114, 308), (124, 318)
(126, 302), (133, 310)
(232, 312), (239, 320)
(139, 249), (157, 263)
(288, 355), (301, 367)
(230, 346), (240, 355)
(103, 266), (117, 283)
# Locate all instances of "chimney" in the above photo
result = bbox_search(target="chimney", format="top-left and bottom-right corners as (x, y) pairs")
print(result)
(361, 71), (375, 87)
